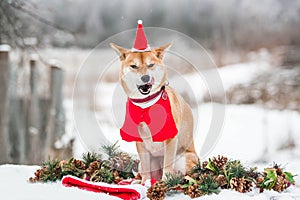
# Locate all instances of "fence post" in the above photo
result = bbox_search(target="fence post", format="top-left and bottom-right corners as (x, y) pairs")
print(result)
(45, 61), (65, 159)
(0, 44), (12, 164)
(28, 55), (42, 164)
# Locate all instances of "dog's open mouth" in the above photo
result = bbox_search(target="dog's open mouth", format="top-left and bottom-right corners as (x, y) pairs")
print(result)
(137, 84), (152, 95)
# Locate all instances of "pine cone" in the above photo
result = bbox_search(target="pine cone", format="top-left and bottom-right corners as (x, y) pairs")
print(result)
(28, 177), (37, 183)
(112, 170), (123, 184)
(256, 175), (265, 193)
(58, 160), (68, 168)
(245, 168), (259, 180)
(39, 160), (62, 182)
(72, 159), (86, 170)
(212, 155), (228, 170)
(86, 161), (100, 175)
(275, 168), (283, 176)
(202, 161), (208, 168)
(110, 156), (124, 171)
(147, 181), (167, 200)
(216, 174), (227, 187)
(230, 177), (252, 193)
(29, 169), (42, 183)
(276, 168), (283, 176)
(186, 183), (202, 198)
(111, 152), (132, 171)
(256, 176), (264, 184)
(273, 174), (288, 192)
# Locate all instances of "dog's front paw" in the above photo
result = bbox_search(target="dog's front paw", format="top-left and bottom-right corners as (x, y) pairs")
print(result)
(141, 173), (151, 184)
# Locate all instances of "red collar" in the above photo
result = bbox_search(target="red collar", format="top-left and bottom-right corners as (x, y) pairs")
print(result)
(129, 86), (165, 104)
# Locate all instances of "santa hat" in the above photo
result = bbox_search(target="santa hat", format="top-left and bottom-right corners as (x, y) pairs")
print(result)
(132, 20), (150, 52)
(62, 175), (147, 200)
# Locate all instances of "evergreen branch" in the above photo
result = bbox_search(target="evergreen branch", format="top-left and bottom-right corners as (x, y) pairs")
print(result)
(101, 141), (120, 158)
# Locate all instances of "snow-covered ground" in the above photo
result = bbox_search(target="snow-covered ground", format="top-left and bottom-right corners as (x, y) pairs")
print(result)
(1, 161), (300, 200)
(0, 165), (119, 200)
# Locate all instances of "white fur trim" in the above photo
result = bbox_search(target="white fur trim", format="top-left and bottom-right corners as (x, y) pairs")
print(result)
(131, 46), (151, 52)
(132, 91), (162, 109)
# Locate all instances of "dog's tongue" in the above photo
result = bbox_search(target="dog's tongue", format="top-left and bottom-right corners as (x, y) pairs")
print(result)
(147, 77), (155, 86)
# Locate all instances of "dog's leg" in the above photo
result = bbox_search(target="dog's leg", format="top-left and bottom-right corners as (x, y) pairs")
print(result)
(136, 142), (151, 184)
(162, 138), (178, 180)
(185, 140), (199, 172)
(136, 122), (154, 184)
(138, 122), (153, 144)
(150, 156), (163, 180)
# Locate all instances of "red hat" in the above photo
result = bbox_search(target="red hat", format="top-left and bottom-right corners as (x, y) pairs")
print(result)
(132, 20), (150, 52)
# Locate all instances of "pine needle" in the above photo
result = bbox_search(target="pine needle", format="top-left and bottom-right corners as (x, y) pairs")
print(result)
(164, 171), (184, 188)
(82, 152), (102, 166)
(101, 141), (120, 158)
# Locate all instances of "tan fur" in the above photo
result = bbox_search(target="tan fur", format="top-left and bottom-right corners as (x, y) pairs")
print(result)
(111, 43), (198, 183)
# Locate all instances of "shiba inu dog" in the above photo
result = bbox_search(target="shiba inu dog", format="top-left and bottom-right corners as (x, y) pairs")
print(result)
(110, 20), (198, 183)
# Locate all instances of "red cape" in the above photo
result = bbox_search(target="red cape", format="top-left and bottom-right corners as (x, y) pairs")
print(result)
(120, 91), (178, 142)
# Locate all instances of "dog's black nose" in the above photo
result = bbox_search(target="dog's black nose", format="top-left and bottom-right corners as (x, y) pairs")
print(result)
(141, 75), (150, 83)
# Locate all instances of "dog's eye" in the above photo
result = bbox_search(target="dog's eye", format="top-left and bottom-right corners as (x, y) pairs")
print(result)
(130, 65), (138, 69)
(148, 64), (155, 68)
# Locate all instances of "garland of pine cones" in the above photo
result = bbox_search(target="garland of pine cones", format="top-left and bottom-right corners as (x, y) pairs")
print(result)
(29, 141), (139, 184)
(29, 143), (296, 200)
(147, 156), (296, 199)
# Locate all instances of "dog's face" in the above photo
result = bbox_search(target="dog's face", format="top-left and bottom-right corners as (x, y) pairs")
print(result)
(110, 43), (172, 99)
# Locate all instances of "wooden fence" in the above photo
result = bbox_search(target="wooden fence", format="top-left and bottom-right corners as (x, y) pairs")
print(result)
(0, 45), (72, 164)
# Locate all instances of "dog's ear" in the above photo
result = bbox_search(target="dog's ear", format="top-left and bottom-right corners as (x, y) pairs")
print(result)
(154, 42), (173, 60)
(110, 43), (129, 61)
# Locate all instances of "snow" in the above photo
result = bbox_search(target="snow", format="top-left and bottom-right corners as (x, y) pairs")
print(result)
(169, 60), (271, 103)
(0, 165), (119, 200)
(198, 104), (300, 161)
(217, 61), (271, 91)
(0, 44), (11, 52)
(167, 188), (300, 200)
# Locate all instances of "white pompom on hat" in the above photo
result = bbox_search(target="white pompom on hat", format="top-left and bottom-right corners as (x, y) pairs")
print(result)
(132, 20), (150, 52)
